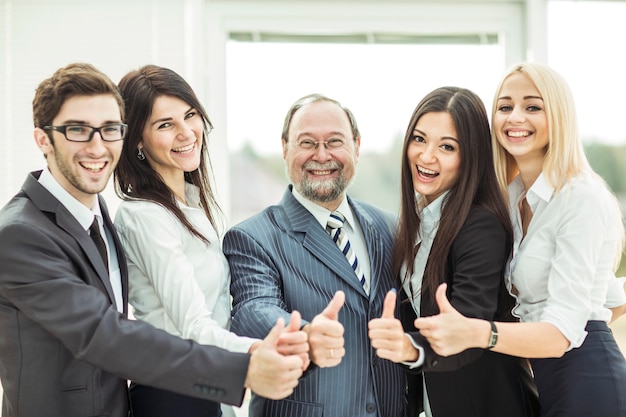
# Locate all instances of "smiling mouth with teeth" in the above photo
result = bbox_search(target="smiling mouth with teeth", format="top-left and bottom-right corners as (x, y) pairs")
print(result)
(507, 131), (531, 138)
(80, 162), (106, 172)
(310, 169), (333, 176)
(417, 165), (438, 179)
(173, 142), (195, 154)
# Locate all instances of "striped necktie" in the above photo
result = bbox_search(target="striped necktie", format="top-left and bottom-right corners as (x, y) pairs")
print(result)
(327, 211), (368, 293)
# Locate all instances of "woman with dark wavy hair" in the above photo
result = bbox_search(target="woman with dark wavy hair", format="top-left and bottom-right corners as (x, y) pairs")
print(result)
(113, 65), (307, 417)
(369, 86), (538, 417)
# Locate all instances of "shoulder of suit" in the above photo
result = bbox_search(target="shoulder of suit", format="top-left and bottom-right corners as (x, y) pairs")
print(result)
(0, 191), (48, 228)
(227, 203), (286, 231)
(465, 205), (500, 225)
(0, 197), (56, 246)
(457, 206), (507, 244)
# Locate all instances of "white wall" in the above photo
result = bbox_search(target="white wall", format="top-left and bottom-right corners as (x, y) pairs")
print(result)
(0, 0), (213, 209)
(1, 0), (531, 216)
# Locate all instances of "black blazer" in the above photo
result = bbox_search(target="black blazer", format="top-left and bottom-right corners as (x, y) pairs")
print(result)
(0, 171), (250, 417)
(400, 207), (539, 417)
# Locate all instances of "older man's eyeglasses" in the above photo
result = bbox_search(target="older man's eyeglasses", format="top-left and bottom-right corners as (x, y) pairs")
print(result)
(296, 138), (345, 151)
(43, 124), (128, 142)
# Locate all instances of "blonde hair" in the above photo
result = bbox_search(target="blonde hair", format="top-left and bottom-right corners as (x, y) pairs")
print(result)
(491, 62), (624, 269)
(491, 62), (591, 193)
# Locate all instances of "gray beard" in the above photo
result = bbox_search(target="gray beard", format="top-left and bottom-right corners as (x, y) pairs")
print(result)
(296, 176), (348, 203)
(288, 164), (357, 204)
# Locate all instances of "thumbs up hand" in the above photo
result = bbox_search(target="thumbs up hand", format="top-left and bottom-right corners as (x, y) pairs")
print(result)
(277, 310), (311, 371)
(303, 291), (345, 368)
(245, 317), (304, 399)
(368, 289), (418, 363)
(413, 283), (477, 356)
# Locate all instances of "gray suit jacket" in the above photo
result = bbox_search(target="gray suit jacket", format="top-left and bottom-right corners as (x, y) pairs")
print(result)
(224, 186), (406, 417)
(0, 171), (249, 417)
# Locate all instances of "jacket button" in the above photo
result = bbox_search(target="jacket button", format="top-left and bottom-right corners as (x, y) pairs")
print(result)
(366, 403), (376, 413)
(194, 384), (209, 393)
(209, 387), (226, 397)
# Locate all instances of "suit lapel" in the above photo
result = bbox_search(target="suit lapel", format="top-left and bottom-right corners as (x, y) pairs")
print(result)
(23, 172), (118, 307)
(281, 188), (368, 297)
(350, 198), (385, 299)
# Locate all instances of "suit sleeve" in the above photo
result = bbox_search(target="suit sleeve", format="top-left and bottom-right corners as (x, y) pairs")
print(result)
(406, 209), (509, 373)
(223, 226), (300, 338)
(0, 219), (249, 406)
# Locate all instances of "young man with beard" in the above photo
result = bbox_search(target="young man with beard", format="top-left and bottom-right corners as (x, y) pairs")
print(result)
(223, 94), (406, 417)
(0, 63), (307, 417)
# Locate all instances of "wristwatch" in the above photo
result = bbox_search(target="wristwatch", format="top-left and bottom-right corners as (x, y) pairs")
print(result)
(487, 321), (498, 349)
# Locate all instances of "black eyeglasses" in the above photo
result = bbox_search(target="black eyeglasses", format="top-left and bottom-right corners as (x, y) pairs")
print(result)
(43, 124), (128, 142)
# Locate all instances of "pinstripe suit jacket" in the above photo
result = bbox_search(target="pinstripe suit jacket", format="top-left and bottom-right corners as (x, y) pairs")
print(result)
(224, 186), (406, 417)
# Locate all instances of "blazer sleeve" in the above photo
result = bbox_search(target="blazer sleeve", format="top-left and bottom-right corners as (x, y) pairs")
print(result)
(223, 225), (300, 338)
(405, 208), (509, 373)
(0, 217), (249, 406)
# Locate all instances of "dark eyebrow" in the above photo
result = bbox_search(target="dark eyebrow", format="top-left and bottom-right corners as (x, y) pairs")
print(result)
(150, 117), (173, 127)
(413, 128), (458, 143)
(150, 106), (195, 127)
(59, 119), (121, 125)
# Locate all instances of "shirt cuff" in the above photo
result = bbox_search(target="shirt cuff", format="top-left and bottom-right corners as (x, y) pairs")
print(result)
(401, 333), (425, 369)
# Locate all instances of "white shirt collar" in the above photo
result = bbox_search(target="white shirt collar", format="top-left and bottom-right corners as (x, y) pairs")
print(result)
(291, 188), (356, 231)
(526, 172), (554, 205)
(510, 172), (554, 214)
(178, 182), (202, 210)
(38, 167), (103, 231)
(414, 191), (448, 245)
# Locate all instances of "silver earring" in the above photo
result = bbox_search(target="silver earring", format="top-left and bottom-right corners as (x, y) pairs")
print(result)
(137, 148), (146, 160)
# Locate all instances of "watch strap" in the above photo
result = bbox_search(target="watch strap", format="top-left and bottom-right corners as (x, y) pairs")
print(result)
(487, 321), (498, 349)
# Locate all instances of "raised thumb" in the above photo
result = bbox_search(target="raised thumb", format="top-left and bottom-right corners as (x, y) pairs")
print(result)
(322, 290), (345, 320)
(381, 289), (397, 319)
(435, 283), (452, 313)
(264, 316), (286, 347)
(286, 310), (302, 332)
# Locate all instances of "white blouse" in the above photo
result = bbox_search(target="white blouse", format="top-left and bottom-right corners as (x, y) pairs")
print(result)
(507, 172), (625, 350)
(114, 183), (257, 353)
(402, 192), (448, 417)
(402, 192), (447, 318)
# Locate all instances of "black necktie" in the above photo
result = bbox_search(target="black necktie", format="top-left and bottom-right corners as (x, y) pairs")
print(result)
(89, 218), (109, 270)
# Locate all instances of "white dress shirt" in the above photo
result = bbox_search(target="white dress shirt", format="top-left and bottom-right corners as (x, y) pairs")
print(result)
(38, 168), (123, 313)
(292, 188), (372, 294)
(401, 191), (448, 417)
(507, 171), (626, 350)
(114, 183), (257, 353)
(402, 192), (447, 318)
